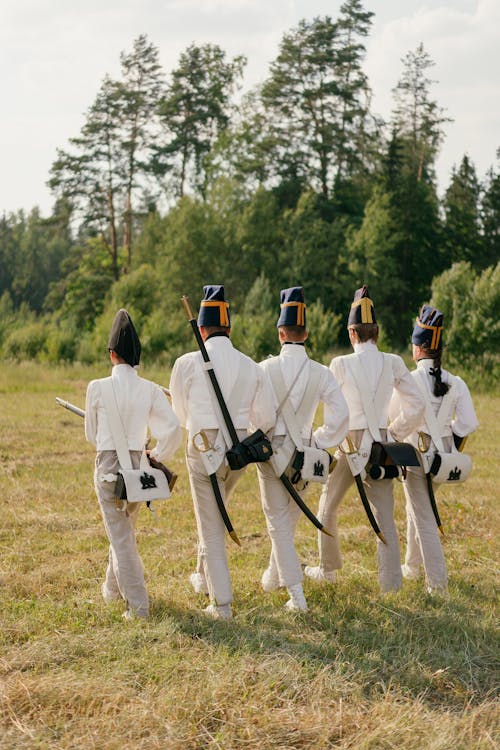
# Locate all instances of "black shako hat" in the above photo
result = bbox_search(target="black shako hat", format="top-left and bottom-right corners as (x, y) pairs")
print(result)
(348, 285), (377, 325)
(107, 309), (141, 366)
(277, 286), (307, 327)
(412, 304), (444, 350)
(197, 285), (231, 327)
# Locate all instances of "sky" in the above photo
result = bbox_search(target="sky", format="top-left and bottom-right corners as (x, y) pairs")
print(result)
(1, 0), (499, 216)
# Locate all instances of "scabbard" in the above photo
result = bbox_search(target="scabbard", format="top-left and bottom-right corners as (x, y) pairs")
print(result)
(279, 473), (333, 536)
(353, 473), (387, 544)
(425, 472), (444, 535)
(209, 473), (240, 546)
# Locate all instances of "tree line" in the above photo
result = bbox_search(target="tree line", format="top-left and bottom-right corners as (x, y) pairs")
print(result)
(0, 1), (498, 380)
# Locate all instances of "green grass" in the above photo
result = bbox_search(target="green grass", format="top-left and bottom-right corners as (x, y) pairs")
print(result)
(0, 362), (498, 749)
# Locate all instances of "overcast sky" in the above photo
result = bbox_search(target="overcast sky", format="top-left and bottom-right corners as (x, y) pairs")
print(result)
(1, 0), (499, 216)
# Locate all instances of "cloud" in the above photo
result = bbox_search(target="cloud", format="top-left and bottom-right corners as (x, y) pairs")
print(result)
(1, 0), (498, 213)
(365, 0), (500, 184)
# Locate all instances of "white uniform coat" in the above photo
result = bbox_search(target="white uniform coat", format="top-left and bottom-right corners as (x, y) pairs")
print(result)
(257, 343), (349, 590)
(170, 334), (276, 608)
(389, 358), (478, 591)
(85, 363), (181, 617)
(316, 341), (425, 592)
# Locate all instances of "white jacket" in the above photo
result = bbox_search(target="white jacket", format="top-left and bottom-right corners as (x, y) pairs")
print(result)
(330, 341), (424, 441)
(260, 343), (349, 449)
(85, 363), (181, 462)
(170, 334), (275, 436)
(389, 358), (478, 446)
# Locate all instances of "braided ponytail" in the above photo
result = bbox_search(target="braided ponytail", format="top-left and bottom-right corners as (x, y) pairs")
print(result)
(424, 350), (450, 397)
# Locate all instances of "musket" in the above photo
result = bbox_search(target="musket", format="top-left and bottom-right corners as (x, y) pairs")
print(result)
(56, 397), (178, 491)
(340, 436), (387, 544)
(56, 397), (85, 418)
(418, 433), (444, 535)
(181, 295), (241, 545)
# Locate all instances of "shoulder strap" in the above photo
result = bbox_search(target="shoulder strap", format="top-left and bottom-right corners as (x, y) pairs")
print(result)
(347, 354), (392, 442)
(99, 379), (133, 469)
(296, 361), (322, 426)
(413, 369), (457, 452)
(203, 356), (253, 449)
(267, 357), (320, 449)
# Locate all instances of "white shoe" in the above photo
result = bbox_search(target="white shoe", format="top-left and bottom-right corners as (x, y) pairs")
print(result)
(303, 566), (336, 583)
(203, 603), (232, 620)
(261, 567), (280, 592)
(190, 572), (209, 595)
(401, 564), (421, 580)
(285, 583), (308, 612)
(426, 586), (449, 598)
(101, 583), (122, 603)
(122, 609), (148, 621)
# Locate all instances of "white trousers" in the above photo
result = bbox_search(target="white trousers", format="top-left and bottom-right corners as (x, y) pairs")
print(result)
(256, 437), (305, 589)
(94, 450), (148, 617)
(186, 430), (246, 607)
(402, 467), (447, 590)
(317, 430), (402, 592)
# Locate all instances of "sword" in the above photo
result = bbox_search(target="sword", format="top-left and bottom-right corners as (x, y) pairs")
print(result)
(418, 432), (444, 535)
(340, 436), (387, 544)
(192, 430), (241, 546)
(279, 472), (333, 536)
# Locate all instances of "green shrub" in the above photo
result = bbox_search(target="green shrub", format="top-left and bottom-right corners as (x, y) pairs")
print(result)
(3, 320), (49, 360)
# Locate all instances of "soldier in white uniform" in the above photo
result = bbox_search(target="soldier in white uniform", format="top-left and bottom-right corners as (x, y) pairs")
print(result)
(305, 286), (425, 593)
(390, 305), (478, 593)
(85, 309), (181, 620)
(257, 287), (349, 611)
(169, 285), (275, 620)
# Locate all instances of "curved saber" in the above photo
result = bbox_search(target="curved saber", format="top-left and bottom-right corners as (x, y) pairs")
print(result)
(341, 437), (387, 544)
(279, 473), (333, 536)
(209, 474), (241, 546)
(418, 432), (444, 535)
(353, 473), (387, 544)
(425, 473), (444, 535)
(193, 431), (240, 546)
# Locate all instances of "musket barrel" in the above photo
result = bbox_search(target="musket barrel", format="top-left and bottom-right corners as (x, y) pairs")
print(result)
(56, 397), (85, 418)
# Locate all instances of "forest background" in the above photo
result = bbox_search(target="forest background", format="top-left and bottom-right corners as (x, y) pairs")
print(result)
(0, 0), (499, 383)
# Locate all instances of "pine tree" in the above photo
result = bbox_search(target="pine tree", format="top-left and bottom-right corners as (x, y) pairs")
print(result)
(261, 8), (373, 199)
(481, 151), (500, 269)
(442, 154), (483, 266)
(156, 43), (246, 199)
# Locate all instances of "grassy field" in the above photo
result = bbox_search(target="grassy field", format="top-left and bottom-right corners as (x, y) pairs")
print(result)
(1, 362), (498, 749)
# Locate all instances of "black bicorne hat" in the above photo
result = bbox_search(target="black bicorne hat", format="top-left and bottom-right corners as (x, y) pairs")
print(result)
(107, 309), (141, 366)
(348, 285), (376, 325)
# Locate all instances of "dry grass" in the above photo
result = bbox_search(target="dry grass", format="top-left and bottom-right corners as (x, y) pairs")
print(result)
(0, 362), (498, 749)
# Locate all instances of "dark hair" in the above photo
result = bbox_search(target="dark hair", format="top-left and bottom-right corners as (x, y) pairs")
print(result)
(279, 325), (307, 340)
(202, 325), (230, 335)
(348, 323), (379, 343)
(422, 349), (450, 397)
